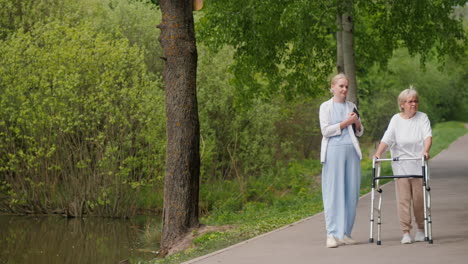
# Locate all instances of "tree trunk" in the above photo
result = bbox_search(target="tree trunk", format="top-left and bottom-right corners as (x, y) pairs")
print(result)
(158, 0), (200, 256)
(336, 13), (344, 74)
(341, 1), (358, 105)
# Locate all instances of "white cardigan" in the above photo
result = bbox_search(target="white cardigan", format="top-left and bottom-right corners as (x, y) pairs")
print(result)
(319, 98), (363, 163)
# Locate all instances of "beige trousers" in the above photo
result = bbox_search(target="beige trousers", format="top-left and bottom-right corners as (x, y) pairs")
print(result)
(395, 178), (424, 233)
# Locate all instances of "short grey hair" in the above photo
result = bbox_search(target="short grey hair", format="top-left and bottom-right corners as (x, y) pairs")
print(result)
(398, 85), (419, 111)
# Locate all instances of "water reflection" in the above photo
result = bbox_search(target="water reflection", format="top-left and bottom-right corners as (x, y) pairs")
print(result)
(0, 215), (161, 264)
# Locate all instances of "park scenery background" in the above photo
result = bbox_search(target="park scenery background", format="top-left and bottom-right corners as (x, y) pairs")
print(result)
(0, 1), (467, 263)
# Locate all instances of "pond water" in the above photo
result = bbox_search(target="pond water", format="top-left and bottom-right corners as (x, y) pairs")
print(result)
(0, 215), (161, 264)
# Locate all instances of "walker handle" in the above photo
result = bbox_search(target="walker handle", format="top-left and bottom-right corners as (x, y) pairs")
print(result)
(374, 157), (424, 162)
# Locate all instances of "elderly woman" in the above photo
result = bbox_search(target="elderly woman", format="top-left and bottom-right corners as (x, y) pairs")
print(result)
(319, 73), (363, 248)
(373, 86), (432, 244)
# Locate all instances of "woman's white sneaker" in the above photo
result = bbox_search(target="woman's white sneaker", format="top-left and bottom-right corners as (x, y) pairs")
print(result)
(326, 235), (339, 248)
(414, 230), (425, 242)
(401, 233), (412, 244)
(339, 235), (357, 245)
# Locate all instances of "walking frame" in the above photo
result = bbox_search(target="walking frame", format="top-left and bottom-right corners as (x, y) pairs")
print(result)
(369, 156), (433, 245)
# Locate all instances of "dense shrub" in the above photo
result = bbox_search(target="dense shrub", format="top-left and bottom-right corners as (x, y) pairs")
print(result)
(0, 0), (163, 74)
(0, 22), (165, 216)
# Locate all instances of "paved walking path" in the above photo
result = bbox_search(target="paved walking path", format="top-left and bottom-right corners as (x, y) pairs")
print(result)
(184, 133), (468, 264)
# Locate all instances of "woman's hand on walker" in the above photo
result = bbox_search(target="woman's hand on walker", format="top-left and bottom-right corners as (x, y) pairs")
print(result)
(372, 154), (381, 161)
(423, 152), (430, 160)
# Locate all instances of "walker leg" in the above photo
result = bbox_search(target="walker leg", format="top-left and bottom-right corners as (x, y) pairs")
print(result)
(377, 190), (383, 245)
(423, 186), (429, 242)
(369, 188), (375, 243)
(427, 188), (433, 244)
(423, 182), (434, 243)
(422, 161), (433, 244)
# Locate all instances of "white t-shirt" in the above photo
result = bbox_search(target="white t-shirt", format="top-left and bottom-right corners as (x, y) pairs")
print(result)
(381, 111), (432, 176)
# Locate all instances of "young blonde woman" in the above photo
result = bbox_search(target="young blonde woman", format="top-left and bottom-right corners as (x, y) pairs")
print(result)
(319, 73), (363, 248)
(373, 86), (432, 244)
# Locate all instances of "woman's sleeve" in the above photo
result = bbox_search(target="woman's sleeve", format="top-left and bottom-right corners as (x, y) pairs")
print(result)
(421, 113), (432, 139)
(381, 116), (396, 146)
(319, 102), (341, 138)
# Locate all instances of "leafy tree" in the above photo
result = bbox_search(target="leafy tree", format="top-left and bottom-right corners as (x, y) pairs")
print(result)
(198, 1), (336, 101)
(197, 0), (466, 104)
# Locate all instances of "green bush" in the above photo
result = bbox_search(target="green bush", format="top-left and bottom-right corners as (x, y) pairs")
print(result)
(0, 21), (165, 216)
(0, 0), (163, 74)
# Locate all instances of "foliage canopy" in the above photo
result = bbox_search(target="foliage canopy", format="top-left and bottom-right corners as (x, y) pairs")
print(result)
(198, 0), (466, 101)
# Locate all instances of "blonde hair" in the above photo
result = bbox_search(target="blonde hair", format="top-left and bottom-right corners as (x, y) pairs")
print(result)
(330, 73), (348, 92)
(398, 85), (419, 111)
(331, 73), (348, 86)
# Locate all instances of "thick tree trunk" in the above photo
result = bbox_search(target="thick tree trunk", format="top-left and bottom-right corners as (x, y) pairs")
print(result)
(336, 14), (344, 74)
(341, 1), (358, 106)
(158, 0), (200, 256)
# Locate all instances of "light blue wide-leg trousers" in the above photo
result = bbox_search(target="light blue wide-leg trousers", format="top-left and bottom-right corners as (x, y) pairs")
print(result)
(322, 144), (361, 239)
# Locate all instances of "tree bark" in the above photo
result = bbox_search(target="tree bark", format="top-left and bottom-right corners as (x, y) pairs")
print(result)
(158, 0), (200, 256)
(341, 1), (358, 105)
(336, 13), (344, 74)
